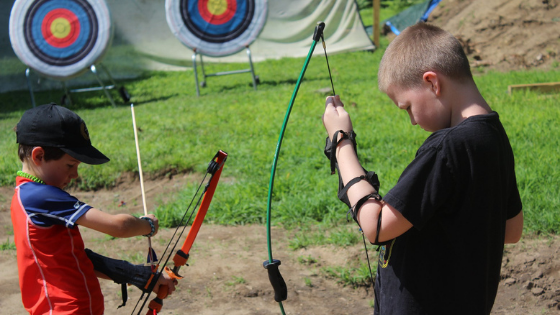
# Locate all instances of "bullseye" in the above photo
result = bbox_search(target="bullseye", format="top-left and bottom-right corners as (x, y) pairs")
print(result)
(51, 18), (71, 38)
(42, 8), (80, 48)
(206, 0), (227, 15)
(198, 0), (236, 25)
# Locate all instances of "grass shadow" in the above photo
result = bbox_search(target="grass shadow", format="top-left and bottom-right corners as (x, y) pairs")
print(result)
(196, 75), (332, 95)
(0, 73), (157, 115)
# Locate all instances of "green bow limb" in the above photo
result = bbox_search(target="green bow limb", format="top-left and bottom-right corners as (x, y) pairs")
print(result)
(264, 21), (328, 315)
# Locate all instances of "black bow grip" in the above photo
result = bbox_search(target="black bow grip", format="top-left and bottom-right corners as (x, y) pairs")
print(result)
(263, 259), (287, 302)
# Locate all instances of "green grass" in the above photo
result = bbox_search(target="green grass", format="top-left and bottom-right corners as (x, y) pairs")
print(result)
(297, 255), (318, 265)
(289, 224), (363, 250)
(322, 262), (375, 288)
(225, 276), (246, 286)
(1, 38), (559, 236)
(1, 238), (16, 251)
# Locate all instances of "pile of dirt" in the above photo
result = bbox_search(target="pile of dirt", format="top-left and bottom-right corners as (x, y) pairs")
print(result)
(494, 238), (560, 313)
(429, 0), (560, 72)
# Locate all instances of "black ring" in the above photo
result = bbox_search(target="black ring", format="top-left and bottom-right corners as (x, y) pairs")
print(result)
(23, 0), (98, 66)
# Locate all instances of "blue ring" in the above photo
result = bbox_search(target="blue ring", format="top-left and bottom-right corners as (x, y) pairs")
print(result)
(187, 0), (247, 36)
(30, 1), (91, 59)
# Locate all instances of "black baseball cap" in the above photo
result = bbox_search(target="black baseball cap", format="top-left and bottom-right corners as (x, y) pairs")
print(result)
(16, 103), (110, 165)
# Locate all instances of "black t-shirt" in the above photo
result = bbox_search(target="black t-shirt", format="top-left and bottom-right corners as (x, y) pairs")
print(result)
(375, 112), (522, 315)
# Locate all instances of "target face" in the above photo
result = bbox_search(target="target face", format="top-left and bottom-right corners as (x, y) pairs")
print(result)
(9, 0), (112, 79)
(166, 0), (267, 57)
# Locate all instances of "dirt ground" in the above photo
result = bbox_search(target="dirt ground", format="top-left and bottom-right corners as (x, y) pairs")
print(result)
(2, 0), (560, 314)
(1, 173), (559, 315)
(428, 0), (560, 72)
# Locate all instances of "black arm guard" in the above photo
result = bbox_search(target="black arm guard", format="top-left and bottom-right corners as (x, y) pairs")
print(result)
(85, 249), (156, 293)
(324, 131), (390, 246)
(324, 131), (380, 207)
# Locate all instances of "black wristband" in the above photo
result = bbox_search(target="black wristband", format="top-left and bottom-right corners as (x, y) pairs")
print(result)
(140, 216), (155, 237)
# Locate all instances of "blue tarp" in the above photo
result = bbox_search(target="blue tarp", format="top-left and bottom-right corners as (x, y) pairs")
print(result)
(385, 0), (441, 35)
(365, 0), (441, 36)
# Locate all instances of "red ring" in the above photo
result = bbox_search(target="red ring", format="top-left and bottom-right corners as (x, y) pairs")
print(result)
(41, 8), (80, 48)
(198, 0), (236, 25)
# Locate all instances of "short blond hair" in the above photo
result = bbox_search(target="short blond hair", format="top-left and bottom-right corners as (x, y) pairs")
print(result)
(378, 23), (472, 93)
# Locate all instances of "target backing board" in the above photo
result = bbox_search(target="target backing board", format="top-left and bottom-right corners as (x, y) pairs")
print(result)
(9, 0), (113, 79)
(166, 0), (268, 57)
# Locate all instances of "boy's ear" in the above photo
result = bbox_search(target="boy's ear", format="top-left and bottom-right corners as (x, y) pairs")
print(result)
(31, 147), (45, 165)
(423, 71), (441, 96)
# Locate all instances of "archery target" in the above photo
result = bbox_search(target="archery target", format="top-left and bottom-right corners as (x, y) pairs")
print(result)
(166, 0), (267, 57)
(9, 0), (112, 79)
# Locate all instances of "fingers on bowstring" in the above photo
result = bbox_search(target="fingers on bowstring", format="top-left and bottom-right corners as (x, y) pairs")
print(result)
(330, 96), (348, 115)
(325, 95), (336, 110)
(332, 95), (344, 107)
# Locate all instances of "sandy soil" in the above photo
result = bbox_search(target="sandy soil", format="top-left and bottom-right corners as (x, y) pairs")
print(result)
(1, 173), (559, 315)
(2, 0), (560, 313)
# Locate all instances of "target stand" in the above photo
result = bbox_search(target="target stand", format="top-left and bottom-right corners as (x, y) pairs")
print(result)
(10, 0), (129, 107)
(192, 46), (259, 97)
(62, 64), (130, 107)
(25, 63), (129, 107)
(166, 0), (268, 96)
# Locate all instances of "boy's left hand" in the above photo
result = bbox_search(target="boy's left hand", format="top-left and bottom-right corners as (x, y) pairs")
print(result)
(322, 95), (354, 141)
(153, 270), (178, 297)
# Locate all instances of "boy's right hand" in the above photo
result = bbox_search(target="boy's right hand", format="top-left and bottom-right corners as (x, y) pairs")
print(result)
(322, 95), (354, 141)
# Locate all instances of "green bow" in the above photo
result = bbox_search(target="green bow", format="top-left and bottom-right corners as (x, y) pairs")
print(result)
(264, 21), (334, 315)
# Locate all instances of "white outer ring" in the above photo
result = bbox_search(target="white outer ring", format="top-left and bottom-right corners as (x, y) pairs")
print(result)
(9, 0), (113, 79)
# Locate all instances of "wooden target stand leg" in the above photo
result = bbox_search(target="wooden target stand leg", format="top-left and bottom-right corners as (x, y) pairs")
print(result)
(97, 64), (132, 104)
(192, 46), (260, 97)
(25, 65), (131, 108)
(88, 65), (116, 107)
(70, 64), (131, 107)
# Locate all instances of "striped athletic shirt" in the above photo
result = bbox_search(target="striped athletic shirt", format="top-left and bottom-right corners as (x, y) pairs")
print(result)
(11, 176), (104, 315)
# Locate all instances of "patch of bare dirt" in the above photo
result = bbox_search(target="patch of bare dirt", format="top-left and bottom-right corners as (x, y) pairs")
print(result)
(1, 175), (559, 314)
(429, 0), (560, 72)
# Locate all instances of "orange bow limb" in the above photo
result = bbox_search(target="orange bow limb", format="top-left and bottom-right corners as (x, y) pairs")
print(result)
(144, 150), (228, 315)
(171, 150), (227, 278)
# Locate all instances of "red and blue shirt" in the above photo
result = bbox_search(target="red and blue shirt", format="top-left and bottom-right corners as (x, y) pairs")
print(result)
(11, 176), (104, 315)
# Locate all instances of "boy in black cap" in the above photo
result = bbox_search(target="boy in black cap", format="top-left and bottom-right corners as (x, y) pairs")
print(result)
(11, 103), (176, 315)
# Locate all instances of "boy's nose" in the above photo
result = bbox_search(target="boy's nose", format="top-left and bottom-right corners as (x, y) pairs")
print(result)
(70, 168), (79, 179)
(408, 113), (417, 125)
